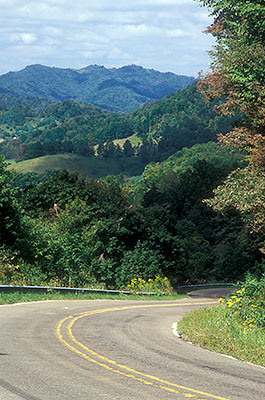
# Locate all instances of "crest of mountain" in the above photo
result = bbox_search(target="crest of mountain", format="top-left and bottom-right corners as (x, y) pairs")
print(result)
(0, 64), (195, 113)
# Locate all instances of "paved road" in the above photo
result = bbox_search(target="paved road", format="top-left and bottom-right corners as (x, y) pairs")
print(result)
(0, 294), (264, 400)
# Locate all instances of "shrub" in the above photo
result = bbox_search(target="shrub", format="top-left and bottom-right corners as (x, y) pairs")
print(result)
(115, 241), (163, 288)
(126, 275), (174, 295)
(220, 274), (265, 330)
(0, 247), (47, 286)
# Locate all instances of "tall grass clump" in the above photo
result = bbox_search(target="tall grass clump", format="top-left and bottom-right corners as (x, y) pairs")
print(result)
(178, 274), (265, 367)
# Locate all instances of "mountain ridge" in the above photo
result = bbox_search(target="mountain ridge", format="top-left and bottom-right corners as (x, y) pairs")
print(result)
(0, 64), (195, 113)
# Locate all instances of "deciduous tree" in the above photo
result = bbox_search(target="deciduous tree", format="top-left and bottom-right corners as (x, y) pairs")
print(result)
(197, 0), (265, 168)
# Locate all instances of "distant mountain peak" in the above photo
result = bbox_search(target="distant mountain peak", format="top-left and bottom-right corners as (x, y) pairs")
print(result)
(0, 64), (195, 113)
(117, 64), (144, 71)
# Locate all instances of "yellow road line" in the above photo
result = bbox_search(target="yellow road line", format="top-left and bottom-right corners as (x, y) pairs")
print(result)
(56, 302), (230, 400)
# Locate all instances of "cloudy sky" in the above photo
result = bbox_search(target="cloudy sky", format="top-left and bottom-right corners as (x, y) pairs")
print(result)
(0, 0), (214, 77)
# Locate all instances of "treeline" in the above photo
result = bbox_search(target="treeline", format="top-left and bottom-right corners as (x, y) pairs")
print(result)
(1, 142), (264, 289)
(0, 83), (236, 163)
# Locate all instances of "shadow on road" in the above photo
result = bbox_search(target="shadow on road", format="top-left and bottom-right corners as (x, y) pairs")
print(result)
(188, 288), (235, 299)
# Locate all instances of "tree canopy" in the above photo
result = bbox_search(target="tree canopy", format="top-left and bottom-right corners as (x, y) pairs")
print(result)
(197, 0), (265, 168)
(196, 0), (265, 267)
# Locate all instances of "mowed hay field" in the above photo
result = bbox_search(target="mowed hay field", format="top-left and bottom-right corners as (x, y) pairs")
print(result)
(7, 154), (145, 178)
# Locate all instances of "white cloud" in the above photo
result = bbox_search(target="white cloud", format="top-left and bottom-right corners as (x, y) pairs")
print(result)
(0, 0), (214, 76)
(6, 32), (37, 44)
(20, 32), (37, 44)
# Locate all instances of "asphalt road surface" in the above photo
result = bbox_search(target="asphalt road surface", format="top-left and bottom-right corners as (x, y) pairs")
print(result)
(0, 292), (264, 400)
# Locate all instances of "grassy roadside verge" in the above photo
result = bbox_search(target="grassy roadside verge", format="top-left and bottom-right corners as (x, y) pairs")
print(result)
(178, 306), (265, 367)
(0, 291), (187, 304)
(178, 276), (265, 367)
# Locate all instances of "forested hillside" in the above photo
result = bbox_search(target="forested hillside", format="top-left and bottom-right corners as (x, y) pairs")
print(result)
(3, 140), (262, 290)
(0, 64), (195, 113)
(0, 82), (235, 165)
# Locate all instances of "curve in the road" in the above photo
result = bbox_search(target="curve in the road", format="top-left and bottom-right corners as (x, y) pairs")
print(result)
(56, 301), (230, 400)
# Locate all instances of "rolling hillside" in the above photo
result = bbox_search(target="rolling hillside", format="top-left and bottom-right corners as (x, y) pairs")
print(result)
(0, 64), (195, 113)
(7, 154), (146, 179)
(0, 82), (237, 164)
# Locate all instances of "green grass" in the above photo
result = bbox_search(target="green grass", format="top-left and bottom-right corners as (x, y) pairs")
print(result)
(178, 305), (265, 367)
(113, 133), (143, 148)
(7, 154), (145, 178)
(0, 291), (187, 304)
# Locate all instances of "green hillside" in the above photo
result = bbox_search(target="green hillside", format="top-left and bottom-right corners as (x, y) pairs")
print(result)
(0, 64), (195, 113)
(128, 141), (245, 199)
(0, 82), (236, 164)
(7, 154), (145, 179)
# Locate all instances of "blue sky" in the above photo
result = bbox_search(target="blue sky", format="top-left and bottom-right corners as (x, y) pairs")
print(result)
(0, 0), (214, 77)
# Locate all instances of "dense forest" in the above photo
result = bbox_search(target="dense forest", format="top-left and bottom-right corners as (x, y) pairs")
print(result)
(0, 0), (264, 290)
(0, 140), (264, 289)
(0, 82), (236, 164)
(0, 64), (195, 113)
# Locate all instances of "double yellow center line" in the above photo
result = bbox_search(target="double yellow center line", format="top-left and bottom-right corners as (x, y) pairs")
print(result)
(56, 302), (230, 400)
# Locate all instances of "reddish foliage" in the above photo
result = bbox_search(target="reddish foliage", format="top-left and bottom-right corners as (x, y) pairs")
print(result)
(198, 36), (265, 168)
